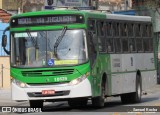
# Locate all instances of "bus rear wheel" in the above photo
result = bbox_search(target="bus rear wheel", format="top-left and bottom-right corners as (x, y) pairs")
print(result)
(68, 98), (88, 107)
(29, 100), (43, 109)
(121, 75), (142, 103)
(157, 71), (160, 84)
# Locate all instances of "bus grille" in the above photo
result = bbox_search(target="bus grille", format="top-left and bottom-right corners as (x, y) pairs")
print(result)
(21, 69), (74, 77)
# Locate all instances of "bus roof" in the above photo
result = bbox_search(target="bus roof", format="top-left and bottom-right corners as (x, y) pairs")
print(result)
(106, 14), (151, 22)
(11, 9), (151, 22)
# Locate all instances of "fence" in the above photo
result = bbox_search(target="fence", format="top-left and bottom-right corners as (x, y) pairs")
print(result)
(0, 57), (10, 89)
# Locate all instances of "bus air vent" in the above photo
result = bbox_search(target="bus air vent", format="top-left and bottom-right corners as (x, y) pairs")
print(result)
(21, 69), (74, 77)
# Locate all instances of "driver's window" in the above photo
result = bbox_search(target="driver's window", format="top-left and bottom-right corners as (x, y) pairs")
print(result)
(88, 32), (97, 67)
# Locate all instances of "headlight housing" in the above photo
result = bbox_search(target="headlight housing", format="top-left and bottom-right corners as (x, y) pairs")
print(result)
(12, 79), (27, 88)
(69, 72), (90, 85)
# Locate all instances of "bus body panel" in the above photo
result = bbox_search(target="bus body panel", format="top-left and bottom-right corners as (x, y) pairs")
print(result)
(12, 77), (92, 101)
(111, 53), (156, 95)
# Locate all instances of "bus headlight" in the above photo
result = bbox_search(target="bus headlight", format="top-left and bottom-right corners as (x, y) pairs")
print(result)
(13, 79), (27, 88)
(69, 72), (90, 85)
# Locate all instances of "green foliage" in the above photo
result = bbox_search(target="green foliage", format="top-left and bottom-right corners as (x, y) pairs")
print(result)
(143, 0), (160, 10)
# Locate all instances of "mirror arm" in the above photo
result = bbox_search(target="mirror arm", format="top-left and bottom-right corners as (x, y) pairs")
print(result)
(3, 26), (10, 35)
(3, 47), (10, 55)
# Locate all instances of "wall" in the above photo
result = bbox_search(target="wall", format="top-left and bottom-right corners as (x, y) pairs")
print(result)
(0, 0), (2, 9)
(2, 0), (18, 11)
(0, 56), (10, 89)
(0, 22), (10, 89)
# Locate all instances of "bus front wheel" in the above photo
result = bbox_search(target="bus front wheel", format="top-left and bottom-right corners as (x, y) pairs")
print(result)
(68, 98), (88, 107)
(92, 83), (105, 108)
(29, 100), (43, 109)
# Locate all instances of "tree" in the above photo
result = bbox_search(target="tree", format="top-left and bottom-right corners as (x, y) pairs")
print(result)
(15, 0), (44, 13)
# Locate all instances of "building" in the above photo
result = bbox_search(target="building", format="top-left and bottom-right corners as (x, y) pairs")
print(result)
(0, 0), (44, 13)
(98, 0), (132, 11)
(0, 9), (12, 23)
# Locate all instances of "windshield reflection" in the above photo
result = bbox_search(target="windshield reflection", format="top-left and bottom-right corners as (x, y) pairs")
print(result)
(11, 29), (88, 68)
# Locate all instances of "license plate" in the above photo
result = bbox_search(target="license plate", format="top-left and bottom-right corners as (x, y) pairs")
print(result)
(42, 90), (55, 95)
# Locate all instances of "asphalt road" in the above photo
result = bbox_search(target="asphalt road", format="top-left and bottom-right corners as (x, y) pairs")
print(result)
(0, 85), (160, 115)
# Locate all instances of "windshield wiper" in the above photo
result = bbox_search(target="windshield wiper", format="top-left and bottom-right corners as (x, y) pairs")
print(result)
(54, 26), (67, 59)
(26, 29), (38, 49)
(26, 29), (39, 61)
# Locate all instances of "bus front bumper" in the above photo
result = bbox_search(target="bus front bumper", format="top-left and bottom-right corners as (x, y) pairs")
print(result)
(11, 78), (92, 101)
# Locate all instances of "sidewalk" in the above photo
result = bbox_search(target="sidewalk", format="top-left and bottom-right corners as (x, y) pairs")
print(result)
(0, 88), (11, 100)
(0, 88), (29, 107)
(0, 88), (13, 106)
(143, 84), (160, 95)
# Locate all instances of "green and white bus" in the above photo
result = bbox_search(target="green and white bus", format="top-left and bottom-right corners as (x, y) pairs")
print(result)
(2, 9), (157, 108)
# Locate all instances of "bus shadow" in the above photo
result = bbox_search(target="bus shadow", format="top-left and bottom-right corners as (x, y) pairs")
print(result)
(42, 96), (160, 112)
(42, 101), (123, 112)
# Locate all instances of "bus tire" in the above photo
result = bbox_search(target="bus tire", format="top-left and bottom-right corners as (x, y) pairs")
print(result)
(157, 71), (160, 84)
(92, 82), (105, 108)
(68, 98), (88, 107)
(132, 75), (142, 103)
(121, 75), (142, 104)
(29, 100), (43, 109)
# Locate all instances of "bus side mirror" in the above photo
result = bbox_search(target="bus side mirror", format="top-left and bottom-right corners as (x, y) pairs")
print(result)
(2, 34), (7, 47)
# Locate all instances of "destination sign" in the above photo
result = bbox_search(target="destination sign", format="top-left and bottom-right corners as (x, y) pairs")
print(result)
(11, 15), (84, 27)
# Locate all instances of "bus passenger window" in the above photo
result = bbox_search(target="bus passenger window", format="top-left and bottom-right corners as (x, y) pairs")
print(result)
(129, 44), (133, 52)
(149, 39), (153, 52)
(148, 25), (153, 37)
(136, 38), (143, 52)
(113, 23), (120, 37)
(135, 24), (141, 37)
(143, 38), (150, 52)
(97, 21), (105, 36)
(106, 38), (114, 52)
(129, 38), (136, 52)
(115, 38), (121, 53)
(122, 38), (128, 52)
(128, 23), (134, 37)
(142, 24), (148, 37)
(106, 22), (112, 37)
(121, 23), (127, 37)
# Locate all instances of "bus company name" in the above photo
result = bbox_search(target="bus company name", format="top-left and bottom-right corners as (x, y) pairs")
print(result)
(17, 16), (77, 25)
(113, 58), (121, 68)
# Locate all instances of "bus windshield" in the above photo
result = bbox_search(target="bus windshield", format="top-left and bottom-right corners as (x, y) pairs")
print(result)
(11, 29), (88, 68)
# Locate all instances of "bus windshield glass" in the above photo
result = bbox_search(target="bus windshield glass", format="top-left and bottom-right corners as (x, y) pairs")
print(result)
(11, 29), (88, 67)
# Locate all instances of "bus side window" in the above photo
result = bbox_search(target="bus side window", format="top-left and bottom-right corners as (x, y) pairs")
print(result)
(122, 38), (128, 52)
(88, 32), (97, 67)
(135, 23), (142, 37)
(135, 24), (143, 52)
(121, 23), (128, 37)
(106, 38), (114, 53)
(128, 23), (134, 37)
(106, 22), (112, 37)
(88, 20), (95, 31)
(97, 21), (105, 36)
(113, 22), (120, 37)
(115, 38), (122, 53)
(121, 23), (128, 52)
(129, 38), (136, 52)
